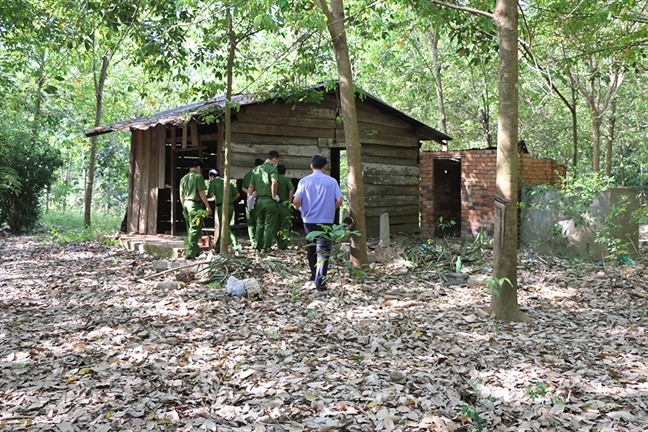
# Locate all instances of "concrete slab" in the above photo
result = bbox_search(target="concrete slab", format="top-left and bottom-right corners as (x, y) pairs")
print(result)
(118, 234), (192, 258)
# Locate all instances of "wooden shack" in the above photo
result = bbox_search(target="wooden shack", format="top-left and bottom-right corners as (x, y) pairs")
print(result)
(86, 85), (451, 237)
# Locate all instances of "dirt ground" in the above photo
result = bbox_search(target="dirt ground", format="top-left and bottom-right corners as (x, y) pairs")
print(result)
(0, 231), (647, 431)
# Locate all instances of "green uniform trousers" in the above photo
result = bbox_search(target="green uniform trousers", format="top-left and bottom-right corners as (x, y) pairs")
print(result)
(214, 204), (239, 253)
(246, 208), (257, 249)
(275, 202), (292, 249)
(254, 198), (278, 251)
(183, 200), (203, 259)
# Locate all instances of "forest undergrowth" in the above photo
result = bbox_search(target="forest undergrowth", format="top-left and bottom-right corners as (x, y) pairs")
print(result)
(0, 228), (647, 431)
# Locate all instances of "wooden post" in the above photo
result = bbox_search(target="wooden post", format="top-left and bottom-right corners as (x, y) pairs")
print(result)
(380, 212), (390, 246)
(170, 127), (177, 236)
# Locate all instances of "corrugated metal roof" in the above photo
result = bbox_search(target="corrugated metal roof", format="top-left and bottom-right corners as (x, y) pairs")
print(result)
(85, 85), (452, 143)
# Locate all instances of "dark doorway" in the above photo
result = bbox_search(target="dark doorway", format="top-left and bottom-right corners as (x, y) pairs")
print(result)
(433, 158), (461, 237)
(329, 148), (344, 225)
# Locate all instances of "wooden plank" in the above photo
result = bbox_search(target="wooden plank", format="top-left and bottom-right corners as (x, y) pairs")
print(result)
(228, 133), (319, 146)
(182, 125), (188, 149)
(228, 142), (322, 158)
(361, 155), (418, 167)
(138, 128), (151, 234)
(230, 122), (335, 138)
(366, 214), (419, 227)
(364, 184), (418, 196)
(361, 144), (419, 159)
(170, 126), (177, 149)
(365, 205), (419, 217)
(365, 195), (419, 207)
(359, 133), (418, 148)
(190, 121), (202, 160)
(355, 107), (415, 131)
(242, 102), (337, 119)
(129, 130), (142, 233)
(363, 162), (419, 177)
(147, 127), (159, 235)
(363, 174), (419, 186)
(366, 225), (419, 237)
(158, 126), (166, 189)
(127, 131), (137, 233)
(236, 112), (338, 129)
(228, 152), (312, 169)
(229, 166), (312, 180)
(336, 133), (419, 148)
(357, 121), (417, 138)
(170, 133), (177, 236)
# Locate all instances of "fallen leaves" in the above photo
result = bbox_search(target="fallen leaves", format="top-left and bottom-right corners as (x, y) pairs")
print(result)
(0, 233), (647, 431)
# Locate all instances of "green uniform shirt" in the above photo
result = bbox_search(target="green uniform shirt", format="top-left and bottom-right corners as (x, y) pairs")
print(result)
(277, 175), (294, 202)
(208, 177), (239, 204)
(242, 170), (253, 190)
(250, 162), (278, 197)
(180, 170), (204, 201)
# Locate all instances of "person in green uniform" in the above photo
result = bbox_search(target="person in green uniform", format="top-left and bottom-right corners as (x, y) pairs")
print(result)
(274, 165), (294, 249)
(179, 160), (212, 260)
(206, 169), (240, 253)
(241, 158), (264, 249)
(248, 150), (280, 252)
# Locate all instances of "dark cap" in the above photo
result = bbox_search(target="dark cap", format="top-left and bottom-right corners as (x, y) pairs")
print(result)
(190, 159), (203, 168)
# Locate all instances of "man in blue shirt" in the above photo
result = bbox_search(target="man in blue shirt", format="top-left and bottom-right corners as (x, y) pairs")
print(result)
(293, 154), (343, 290)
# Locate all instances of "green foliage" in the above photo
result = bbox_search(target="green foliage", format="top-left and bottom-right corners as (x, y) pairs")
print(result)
(38, 211), (121, 244)
(528, 170), (640, 267)
(436, 216), (457, 234)
(460, 405), (487, 432)
(480, 276), (511, 297)
(305, 223), (364, 282)
(0, 138), (62, 233)
(524, 381), (566, 405)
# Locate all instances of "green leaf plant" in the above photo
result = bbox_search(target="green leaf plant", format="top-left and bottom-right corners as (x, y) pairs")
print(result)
(305, 223), (365, 286)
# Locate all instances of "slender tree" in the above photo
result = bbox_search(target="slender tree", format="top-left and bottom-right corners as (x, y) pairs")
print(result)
(314, 0), (369, 268)
(428, 0), (527, 320)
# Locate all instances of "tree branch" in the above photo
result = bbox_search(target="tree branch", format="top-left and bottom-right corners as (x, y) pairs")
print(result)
(428, 0), (494, 20)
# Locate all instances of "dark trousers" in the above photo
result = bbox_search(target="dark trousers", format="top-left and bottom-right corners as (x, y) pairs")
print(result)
(303, 223), (332, 289)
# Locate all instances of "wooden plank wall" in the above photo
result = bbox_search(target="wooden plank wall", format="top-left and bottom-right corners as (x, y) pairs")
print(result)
(220, 98), (420, 236)
(127, 125), (166, 234)
(337, 100), (421, 236)
(227, 101), (338, 178)
(127, 98), (422, 237)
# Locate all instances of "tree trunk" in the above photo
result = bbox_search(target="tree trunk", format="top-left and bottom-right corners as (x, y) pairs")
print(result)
(84, 54), (110, 227)
(619, 139), (626, 186)
(220, 8), (235, 254)
(591, 109), (602, 173)
(570, 83), (578, 167)
(316, 0), (368, 268)
(477, 59), (493, 147)
(427, 29), (448, 148)
(32, 57), (45, 145)
(571, 57), (623, 173)
(491, 0), (528, 322)
(605, 98), (616, 177)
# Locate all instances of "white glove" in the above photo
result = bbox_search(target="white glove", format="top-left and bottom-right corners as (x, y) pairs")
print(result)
(273, 195), (280, 202)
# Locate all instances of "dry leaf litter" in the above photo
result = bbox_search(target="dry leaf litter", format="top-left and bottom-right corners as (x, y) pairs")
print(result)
(1, 231), (647, 431)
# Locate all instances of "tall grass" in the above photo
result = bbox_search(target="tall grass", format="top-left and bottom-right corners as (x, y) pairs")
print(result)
(38, 211), (121, 244)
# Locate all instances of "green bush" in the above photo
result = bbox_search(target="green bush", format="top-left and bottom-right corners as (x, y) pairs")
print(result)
(39, 212), (121, 244)
(0, 138), (62, 234)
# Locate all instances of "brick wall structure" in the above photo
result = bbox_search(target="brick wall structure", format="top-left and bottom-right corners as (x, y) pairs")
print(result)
(420, 149), (564, 239)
